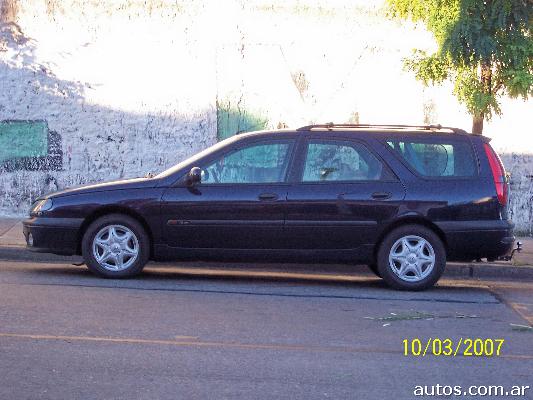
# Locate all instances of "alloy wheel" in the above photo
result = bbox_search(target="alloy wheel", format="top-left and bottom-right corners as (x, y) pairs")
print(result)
(92, 224), (139, 271)
(388, 235), (435, 282)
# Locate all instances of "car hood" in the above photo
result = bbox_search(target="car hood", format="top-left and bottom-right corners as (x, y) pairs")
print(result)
(43, 177), (159, 199)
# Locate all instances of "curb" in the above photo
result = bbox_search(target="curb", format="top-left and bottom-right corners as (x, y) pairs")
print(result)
(0, 245), (83, 264)
(0, 245), (532, 281)
(444, 262), (533, 281)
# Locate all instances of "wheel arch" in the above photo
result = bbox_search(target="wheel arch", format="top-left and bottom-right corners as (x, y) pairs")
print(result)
(77, 206), (154, 258)
(373, 216), (447, 262)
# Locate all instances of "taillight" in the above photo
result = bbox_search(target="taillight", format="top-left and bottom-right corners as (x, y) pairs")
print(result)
(483, 143), (508, 206)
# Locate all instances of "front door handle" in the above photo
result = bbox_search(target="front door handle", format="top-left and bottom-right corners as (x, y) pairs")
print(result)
(258, 193), (278, 201)
(371, 192), (391, 200)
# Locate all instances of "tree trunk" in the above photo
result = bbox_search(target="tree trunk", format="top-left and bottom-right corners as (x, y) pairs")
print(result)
(472, 114), (484, 134)
(0, 0), (18, 23)
(472, 62), (491, 135)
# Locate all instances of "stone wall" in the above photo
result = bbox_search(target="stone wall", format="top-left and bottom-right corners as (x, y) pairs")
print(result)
(0, 0), (217, 213)
(0, 0), (531, 233)
(502, 154), (533, 236)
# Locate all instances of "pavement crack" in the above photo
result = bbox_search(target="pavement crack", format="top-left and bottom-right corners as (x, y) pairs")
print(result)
(0, 281), (501, 304)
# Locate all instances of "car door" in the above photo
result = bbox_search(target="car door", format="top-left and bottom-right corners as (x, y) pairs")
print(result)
(284, 135), (405, 256)
(160, 137), (295, 250)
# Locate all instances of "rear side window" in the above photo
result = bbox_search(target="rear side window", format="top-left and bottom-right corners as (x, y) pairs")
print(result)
(302, 140), (395, 182)
(386, 140), (476, 177)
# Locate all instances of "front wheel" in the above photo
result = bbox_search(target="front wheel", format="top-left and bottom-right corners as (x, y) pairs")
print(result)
(82, 214), (150, 278)
(377, 225), (446, 291)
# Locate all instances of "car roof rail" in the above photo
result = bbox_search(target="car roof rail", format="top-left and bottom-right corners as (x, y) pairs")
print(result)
(296, 123), (468, 134)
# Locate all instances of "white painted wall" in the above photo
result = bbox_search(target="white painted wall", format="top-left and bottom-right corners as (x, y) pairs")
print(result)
(0, 0), (531, 233)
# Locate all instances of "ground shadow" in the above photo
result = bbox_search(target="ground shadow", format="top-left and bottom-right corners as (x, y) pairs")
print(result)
(25, 260), (492, 299)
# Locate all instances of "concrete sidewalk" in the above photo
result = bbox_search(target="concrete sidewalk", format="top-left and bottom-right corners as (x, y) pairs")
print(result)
(0, 218), (24, 247)
(1, 216), (532, 280)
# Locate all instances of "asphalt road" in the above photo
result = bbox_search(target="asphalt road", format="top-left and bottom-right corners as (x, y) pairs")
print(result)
(0, 256), (532, 400)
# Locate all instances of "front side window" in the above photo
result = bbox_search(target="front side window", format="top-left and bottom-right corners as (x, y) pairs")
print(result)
(386, 140), (476, 177)
(201, 141), (292, 184)
(302, 141), (391, 182)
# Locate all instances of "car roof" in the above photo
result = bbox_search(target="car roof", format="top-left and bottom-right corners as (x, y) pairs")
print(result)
(235, 123), (485, 140)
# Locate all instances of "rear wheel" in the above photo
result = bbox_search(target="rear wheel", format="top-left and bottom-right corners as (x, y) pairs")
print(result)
(377, 225), (445, 290)
(82, 214), (149, 278)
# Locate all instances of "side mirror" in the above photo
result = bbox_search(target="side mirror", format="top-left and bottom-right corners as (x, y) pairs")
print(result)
(187, 167), (202, 186)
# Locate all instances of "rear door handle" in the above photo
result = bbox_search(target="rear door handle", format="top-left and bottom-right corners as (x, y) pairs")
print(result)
(258, 193), (278, 201)
(371, 192), (391, 200)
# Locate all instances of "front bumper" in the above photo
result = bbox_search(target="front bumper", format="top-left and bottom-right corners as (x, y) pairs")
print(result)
(23, 217), (84, 255)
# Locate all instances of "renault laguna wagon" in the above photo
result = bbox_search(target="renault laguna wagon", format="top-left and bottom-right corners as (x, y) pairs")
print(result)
(23, 123), (515, 290)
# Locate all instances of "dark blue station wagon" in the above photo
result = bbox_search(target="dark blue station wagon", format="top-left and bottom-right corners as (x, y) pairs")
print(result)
(23, 124), (515, 290)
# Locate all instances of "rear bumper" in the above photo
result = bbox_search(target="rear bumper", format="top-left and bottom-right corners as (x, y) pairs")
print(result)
(22, 217), (84, 256)
(436, 220), (515, 261)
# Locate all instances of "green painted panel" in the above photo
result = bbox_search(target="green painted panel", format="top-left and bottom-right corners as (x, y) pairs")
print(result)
(216, 104), (268, 141)
(0, 121), (48, 163)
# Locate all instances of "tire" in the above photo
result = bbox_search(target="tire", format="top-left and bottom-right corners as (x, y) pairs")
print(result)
(377, 225), (446, 291)
(81, 214), (150, 278)
(367, 263), (381, 277)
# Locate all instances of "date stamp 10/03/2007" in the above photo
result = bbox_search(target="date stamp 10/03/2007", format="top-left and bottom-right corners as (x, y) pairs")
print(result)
(403, 338), (505, 357)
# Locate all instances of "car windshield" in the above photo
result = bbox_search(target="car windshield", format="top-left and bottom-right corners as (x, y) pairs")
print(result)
(154, 136), (239, 179)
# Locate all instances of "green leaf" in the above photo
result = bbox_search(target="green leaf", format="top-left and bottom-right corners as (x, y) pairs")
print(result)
(387, 0), (533, 128)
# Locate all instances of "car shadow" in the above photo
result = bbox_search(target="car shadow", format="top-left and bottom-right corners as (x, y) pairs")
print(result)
(26, 260), (391, 290)
(141, 263), (387, 289)
(25, 261), (488, 297)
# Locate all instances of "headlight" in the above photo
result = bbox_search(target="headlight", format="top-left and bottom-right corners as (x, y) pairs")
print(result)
(30, 198), (54, 215)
